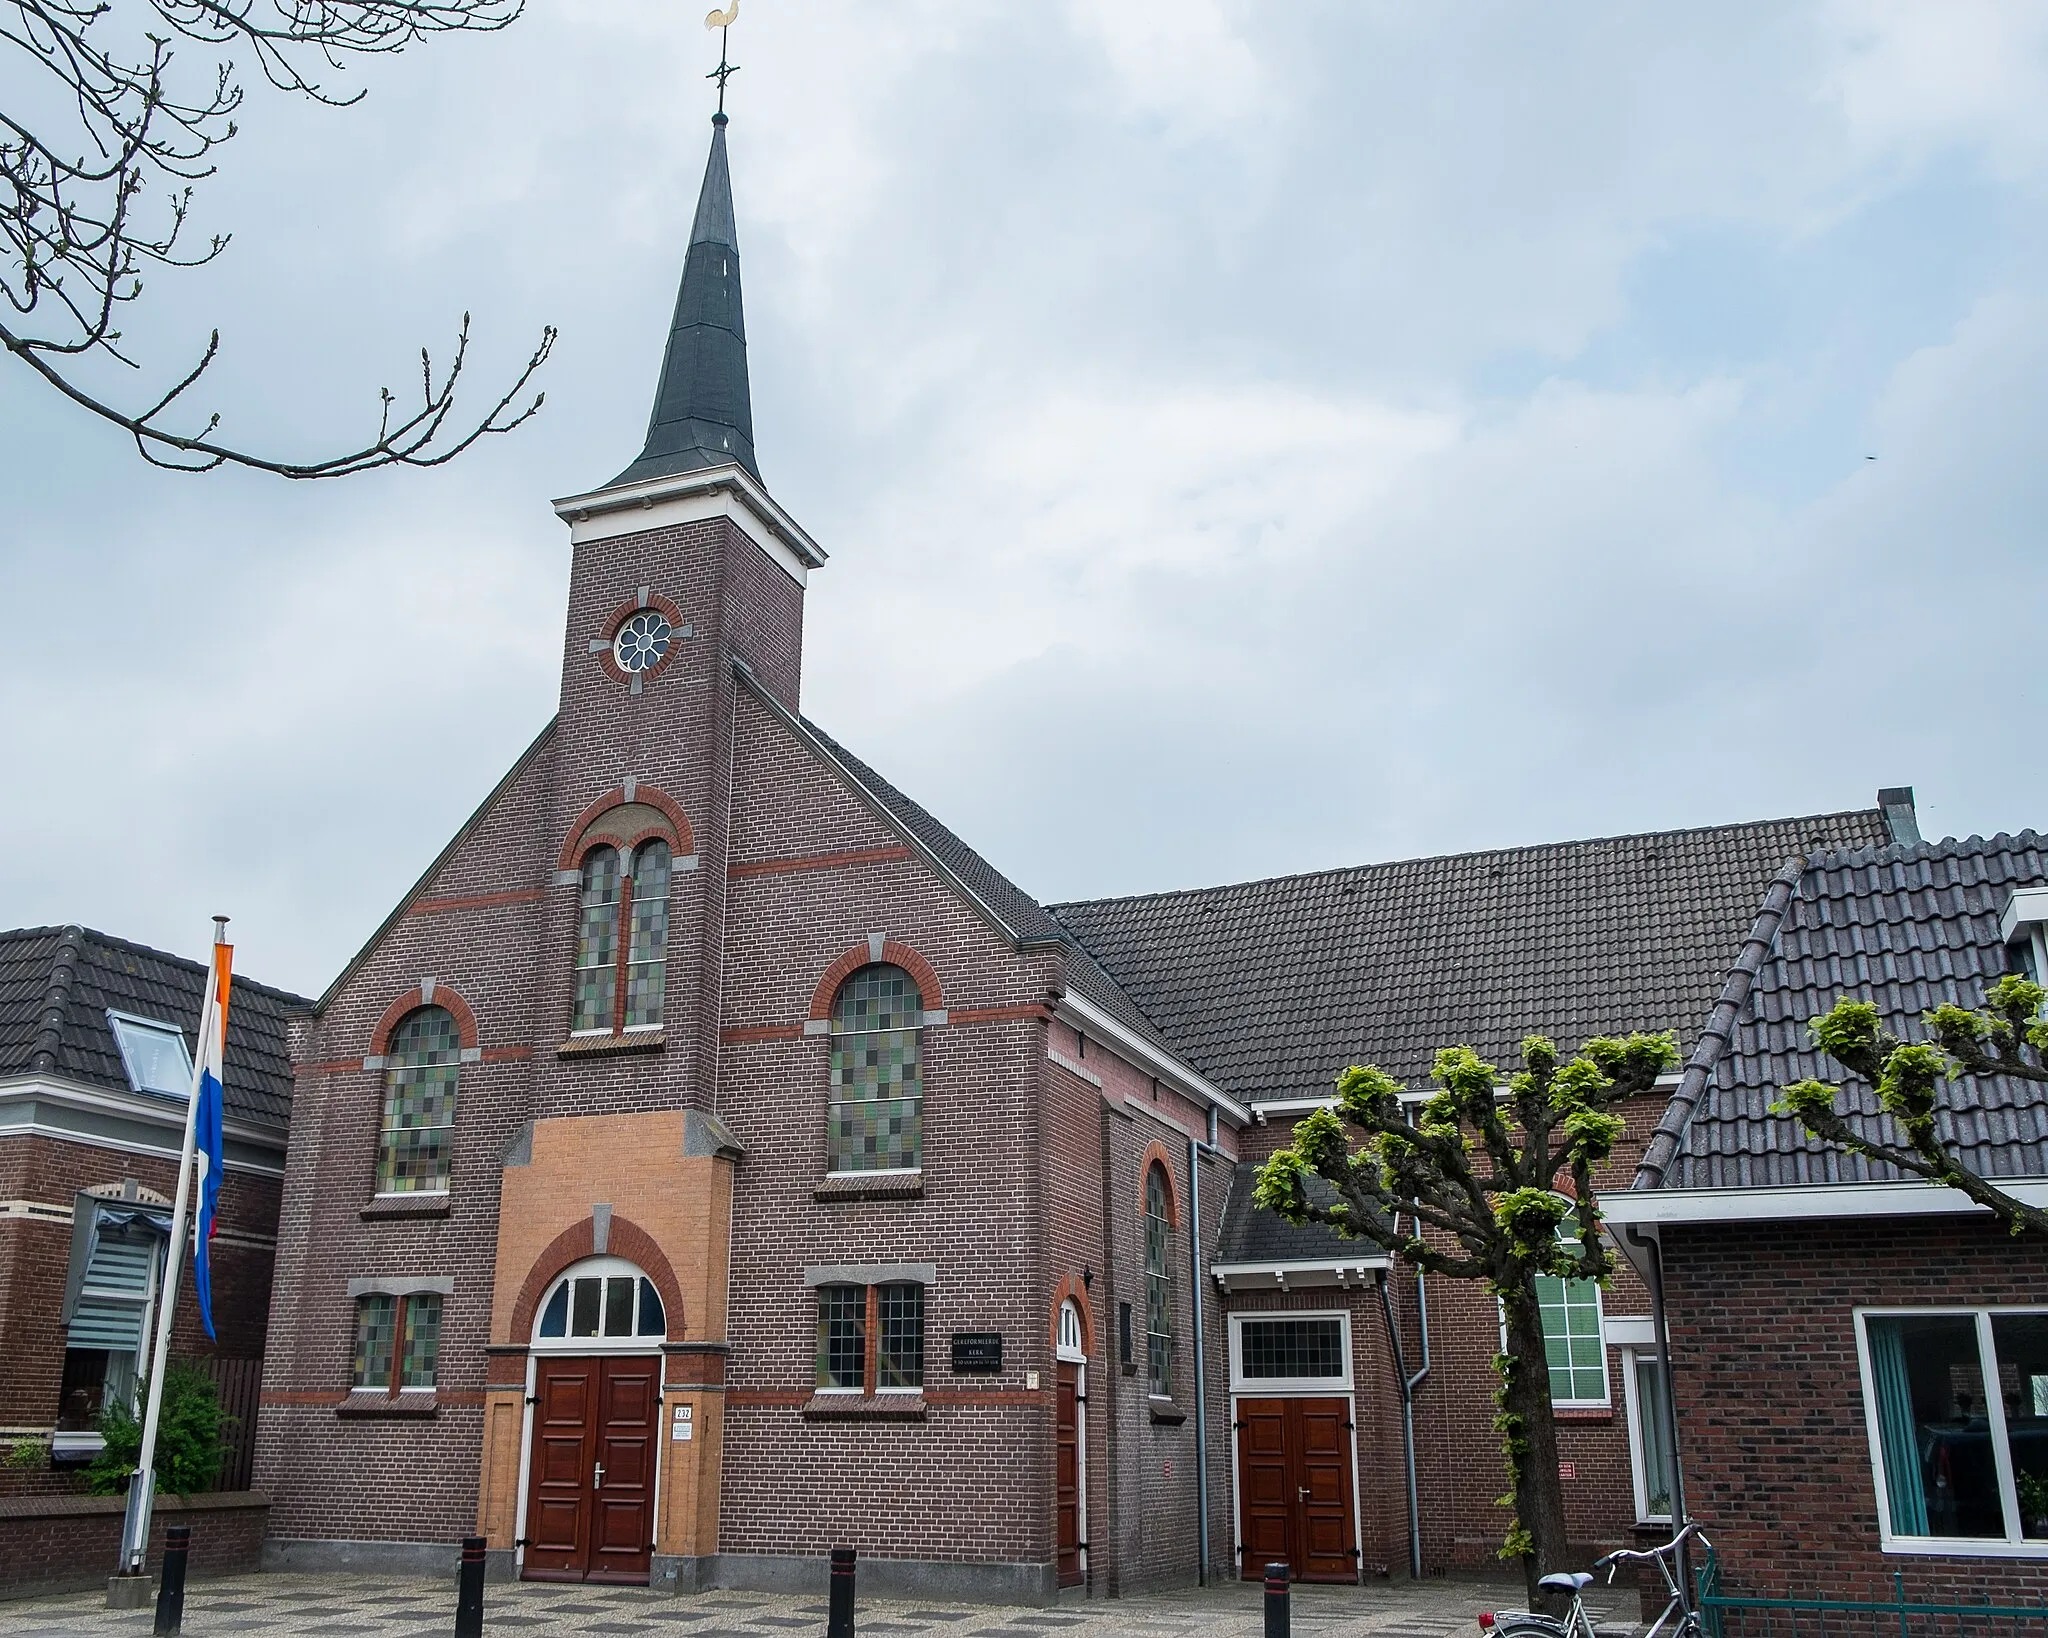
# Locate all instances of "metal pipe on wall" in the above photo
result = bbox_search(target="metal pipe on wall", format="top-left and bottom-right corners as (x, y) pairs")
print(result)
(1188, 1134), (1211, 1586)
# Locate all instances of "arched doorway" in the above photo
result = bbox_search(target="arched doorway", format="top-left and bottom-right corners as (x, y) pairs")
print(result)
(519, 1257), (667, 1584)
(1056, 1298), (1088, 1588)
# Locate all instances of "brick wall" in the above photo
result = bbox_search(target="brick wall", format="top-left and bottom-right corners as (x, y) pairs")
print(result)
(1662, 1214), (2048, 1603)
(0, 1491), (268, 1599)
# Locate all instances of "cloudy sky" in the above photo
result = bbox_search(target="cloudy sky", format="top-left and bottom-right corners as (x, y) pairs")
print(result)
(3, 1), (2045, 998)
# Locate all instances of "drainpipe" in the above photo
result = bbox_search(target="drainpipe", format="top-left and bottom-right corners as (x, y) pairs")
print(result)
(1375, 1207), (1432, 1580)
(1621, 1222), (1690, 1595)
(1188, 1133), (1211, 1586)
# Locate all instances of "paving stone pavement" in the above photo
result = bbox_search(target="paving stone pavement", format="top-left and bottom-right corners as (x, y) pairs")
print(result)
(0, 1571), (1632, 1638)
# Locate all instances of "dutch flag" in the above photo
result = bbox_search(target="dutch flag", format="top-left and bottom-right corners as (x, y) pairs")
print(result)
(191, 940), (231, 1340)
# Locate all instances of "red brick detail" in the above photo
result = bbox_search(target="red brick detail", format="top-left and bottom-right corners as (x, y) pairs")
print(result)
(1048, 1276), (1097, 1357)
(506, 1213), (688, 1346)
(720, 1023), (808, 1045)
(479, 1045), (534, 1065)
(369, 984), (480, 1054)
(594, 590), (689, 687)
(261, 1391), (348, 1407)
(557, 783), (696, 871)
(409, 887), (546, 917)
(730, 844), (915, 880)
(946, 1003), (1054, 1027)
(1139, 1142), (1181, 1228)
(806, 940), (945, 1021)
(294, 1058), (362, 1077)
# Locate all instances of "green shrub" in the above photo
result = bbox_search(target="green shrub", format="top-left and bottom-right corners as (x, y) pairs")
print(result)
(84, 1361), (226, 1497)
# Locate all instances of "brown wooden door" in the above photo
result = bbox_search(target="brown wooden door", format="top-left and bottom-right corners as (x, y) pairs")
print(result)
(1055, 1363), (1082, 1586)
(523, 1357), (658, 1584)
(1234, 1397), (1357, 1583)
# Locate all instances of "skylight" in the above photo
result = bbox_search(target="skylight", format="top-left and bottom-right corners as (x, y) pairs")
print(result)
(107, 1011), (194, 1100)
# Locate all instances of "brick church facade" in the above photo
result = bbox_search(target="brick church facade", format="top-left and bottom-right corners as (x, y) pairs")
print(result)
(253, 109), (1915, 1599)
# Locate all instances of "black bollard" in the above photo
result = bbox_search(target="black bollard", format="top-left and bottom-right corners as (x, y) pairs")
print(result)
(456, 1536), (486, 1638)
(827, 1546), (856, 1638)
(1263, 1562), (1290, 1638)
(152, 1525), (190, 1636)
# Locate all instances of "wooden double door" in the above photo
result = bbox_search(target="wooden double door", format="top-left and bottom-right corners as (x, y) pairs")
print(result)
(1055, 1362), (1084, 1587)
(524, 1356), (659, 1583)
(1235, 1397), (1358, 1583)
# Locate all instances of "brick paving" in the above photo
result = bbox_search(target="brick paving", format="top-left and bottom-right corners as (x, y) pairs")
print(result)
(0, 1570), (1632, 1638)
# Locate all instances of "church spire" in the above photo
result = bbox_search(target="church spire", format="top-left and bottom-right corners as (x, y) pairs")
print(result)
(610, 110), (760, 488)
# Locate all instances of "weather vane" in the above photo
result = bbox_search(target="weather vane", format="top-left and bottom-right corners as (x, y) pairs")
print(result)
(705, 2), (740, 116)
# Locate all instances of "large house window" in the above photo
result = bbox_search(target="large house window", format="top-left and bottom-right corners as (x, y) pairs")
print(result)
(827, 964), (923, 1173)
(378, 1007), (459, 1194)
(1859, 1308), (2048, 1549)
(814, 1281), (925, 1393)
(1536, 1226), (1608, 1407)
(1146, 1164), (1173, 1399)
(573, 841), (671, 1034)
(1621, 1349), (1676, 1522)
(352, 1292), (442, 1393)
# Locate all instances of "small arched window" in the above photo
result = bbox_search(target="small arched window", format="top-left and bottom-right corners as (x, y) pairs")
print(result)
(378, 1007), (459, 1194)
(1058, 1298), (1085, 1363)
(827, 963), (923, 1173)
(1145, 1164), (1172, 1398)
(572, 840), (671, 1034)
(533, 1256), (668, 1344)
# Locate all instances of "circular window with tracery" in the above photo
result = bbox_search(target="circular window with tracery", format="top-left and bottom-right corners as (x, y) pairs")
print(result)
(613, 611), (673, 674)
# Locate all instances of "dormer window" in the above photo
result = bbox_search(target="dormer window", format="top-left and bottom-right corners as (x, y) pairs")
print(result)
(106, 1011), (193, 1100)
(2001, 887), (2048, 987)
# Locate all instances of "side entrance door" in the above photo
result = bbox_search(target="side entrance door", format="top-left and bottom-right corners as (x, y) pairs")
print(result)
(1055, 1362), (1083, 1586)
(523, 1356), (659, 1584)
(1235, 1397), (1357, 1583)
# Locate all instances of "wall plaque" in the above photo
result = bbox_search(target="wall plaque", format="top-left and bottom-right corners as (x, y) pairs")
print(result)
(951, 1332), (1003, 1374)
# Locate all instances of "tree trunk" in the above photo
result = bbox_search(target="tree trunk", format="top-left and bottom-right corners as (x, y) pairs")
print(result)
(1501, 1287), (1571, 1608)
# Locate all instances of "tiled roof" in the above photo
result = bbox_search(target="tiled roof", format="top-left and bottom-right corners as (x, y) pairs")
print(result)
(1050, 809), (1892, 1105)
(0, 926), (307, 1130)
(1213, 1161), (1382, 1266)
(1643, 833), (2048, 1190)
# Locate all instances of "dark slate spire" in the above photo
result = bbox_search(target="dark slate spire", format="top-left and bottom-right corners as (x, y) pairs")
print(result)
(611, 112), (760, 487)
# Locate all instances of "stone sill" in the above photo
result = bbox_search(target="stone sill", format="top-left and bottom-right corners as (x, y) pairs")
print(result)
(360, 1193), (451, 1221)
(558, 1030), (666, 1059)
(336, 1393), (439, 1420)
(1553, 1407), (1615, 1424)
(1147, 1400), (1187, 1426)
(0, 1490), (270, 1520)
(812, 1172), (924, 1203)
(801, 1393), (927, 1422)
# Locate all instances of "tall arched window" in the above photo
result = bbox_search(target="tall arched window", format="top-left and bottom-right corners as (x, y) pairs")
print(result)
(827, 963), (923, 1173)
(1145, 1164), (1172, 1398)
(378, 1007), (459, 1193)
(572, 840), (671, 1034)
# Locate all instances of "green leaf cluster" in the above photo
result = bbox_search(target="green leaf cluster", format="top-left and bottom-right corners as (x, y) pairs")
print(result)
(83, 1361), (227, 1497)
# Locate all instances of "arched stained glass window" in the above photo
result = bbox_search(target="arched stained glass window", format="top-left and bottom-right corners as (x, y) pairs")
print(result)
(827, 963), (923, 1173)
(572, 840), (670, 1034)
(1145, 1164), (1172, 1398)
(573, 846), (621, 1032)
(378, 1007), (459, 1193)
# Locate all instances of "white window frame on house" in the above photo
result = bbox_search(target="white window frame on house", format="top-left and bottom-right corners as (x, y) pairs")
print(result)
(528, 1256), (669, 1355)
(106, 1010), (194, 1101)
(1497, 1237), (1611, 1411)
(1618, 1346), (1674, 1525)
(1855, 1305), (2048, 1558)
(1228, 1311), (1353, 1395)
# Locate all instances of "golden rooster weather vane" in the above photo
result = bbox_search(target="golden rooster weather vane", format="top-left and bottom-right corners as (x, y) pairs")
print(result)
(706, 2), (740, 115)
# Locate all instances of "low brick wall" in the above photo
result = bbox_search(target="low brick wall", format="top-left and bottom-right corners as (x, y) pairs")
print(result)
(0, 1491), (268, 1600)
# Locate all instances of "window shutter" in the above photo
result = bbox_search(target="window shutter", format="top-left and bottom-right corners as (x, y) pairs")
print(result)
(67, 1231), (157, 1351)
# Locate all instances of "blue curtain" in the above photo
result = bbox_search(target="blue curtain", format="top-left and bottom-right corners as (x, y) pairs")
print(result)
(1869, 1319), (1930, 1536)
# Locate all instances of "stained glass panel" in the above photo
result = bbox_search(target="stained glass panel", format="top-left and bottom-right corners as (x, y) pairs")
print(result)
(624, 842), (670, 1028)
(816, 1285), (865, 1390)
(827, 964), (923, 1172)
(1146, 1166), (1172, 1398)
(878, 1283), (924, 1390)
(353, 1295), (396, 1389)
(399, 1294), (441, 1389)
(377, 1007), (459, 1193)
(573, 846), (621, 1031)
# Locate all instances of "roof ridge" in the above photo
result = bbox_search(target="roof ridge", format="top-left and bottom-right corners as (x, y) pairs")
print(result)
(28, 925), (86, 1073)
(1807, 827), (2048, 873)
(71, 925), (313, 1008)
(1050, 807), (1884, 916)
(1633, 856), (1806, 1190)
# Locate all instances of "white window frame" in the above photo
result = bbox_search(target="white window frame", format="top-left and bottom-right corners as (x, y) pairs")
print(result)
(529, 1255), (668, 1354)
(1228, 1310), (1353, 1395)
(1619, 1347), (1673, 1525)
(106, 1010), (194, 1101)
(1855, 1304), (2048, 1558)
(1498, 1280), (1612, 1410)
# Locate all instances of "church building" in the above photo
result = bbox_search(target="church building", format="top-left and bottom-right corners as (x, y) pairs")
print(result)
(253, 106), (1911, 1600)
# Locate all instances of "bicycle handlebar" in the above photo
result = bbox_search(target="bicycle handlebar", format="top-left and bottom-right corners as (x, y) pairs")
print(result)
(1592, 1521), (1712, 1578)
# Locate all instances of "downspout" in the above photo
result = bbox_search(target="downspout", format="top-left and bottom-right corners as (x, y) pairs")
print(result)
(1375, 1209), (1432, 1580)
(1189, 1132), (1211, 1586)
(1621, 1222), (1691, 1592)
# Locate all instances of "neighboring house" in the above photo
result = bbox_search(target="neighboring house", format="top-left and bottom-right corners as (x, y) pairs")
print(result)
(251, 103), (1925, 1599)
(1611, 833), (2048, 1600)
(0, 926), (304, 1487)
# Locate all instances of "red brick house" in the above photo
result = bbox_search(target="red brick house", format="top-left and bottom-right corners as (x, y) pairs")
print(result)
(253, 107), (1919, 1600)
(0, 925), (303, 1488)
(1611, 831), (2048, 1600)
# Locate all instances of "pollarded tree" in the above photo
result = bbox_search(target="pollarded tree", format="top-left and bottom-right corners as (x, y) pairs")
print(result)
(1254, 1031), (1679, 1603)
(2, 0), (553, 474)
(1779, 976), (2048, 1235)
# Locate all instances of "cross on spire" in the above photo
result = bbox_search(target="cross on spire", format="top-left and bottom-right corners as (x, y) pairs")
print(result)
(705, 2), (740, 117)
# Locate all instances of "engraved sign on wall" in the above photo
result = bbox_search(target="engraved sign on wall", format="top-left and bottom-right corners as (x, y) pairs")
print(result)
(951, 1332), (1003, 1374)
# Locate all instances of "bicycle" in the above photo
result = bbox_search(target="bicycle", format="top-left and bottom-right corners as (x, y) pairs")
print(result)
(1478, 1521), (1713, 1638)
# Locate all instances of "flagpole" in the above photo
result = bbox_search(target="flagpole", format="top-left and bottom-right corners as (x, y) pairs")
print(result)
(116, 915), (228, 1580)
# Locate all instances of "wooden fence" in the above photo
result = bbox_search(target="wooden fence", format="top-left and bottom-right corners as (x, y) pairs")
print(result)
(194, 1356), (262, 1494)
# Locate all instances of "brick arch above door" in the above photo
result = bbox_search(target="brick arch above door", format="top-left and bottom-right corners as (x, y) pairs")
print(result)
(509, 1212), (689, 1344)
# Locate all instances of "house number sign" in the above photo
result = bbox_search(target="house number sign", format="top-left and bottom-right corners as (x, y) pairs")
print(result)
(951, 1332), (1004, 1373)
(671, 1404), (693, 1441)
